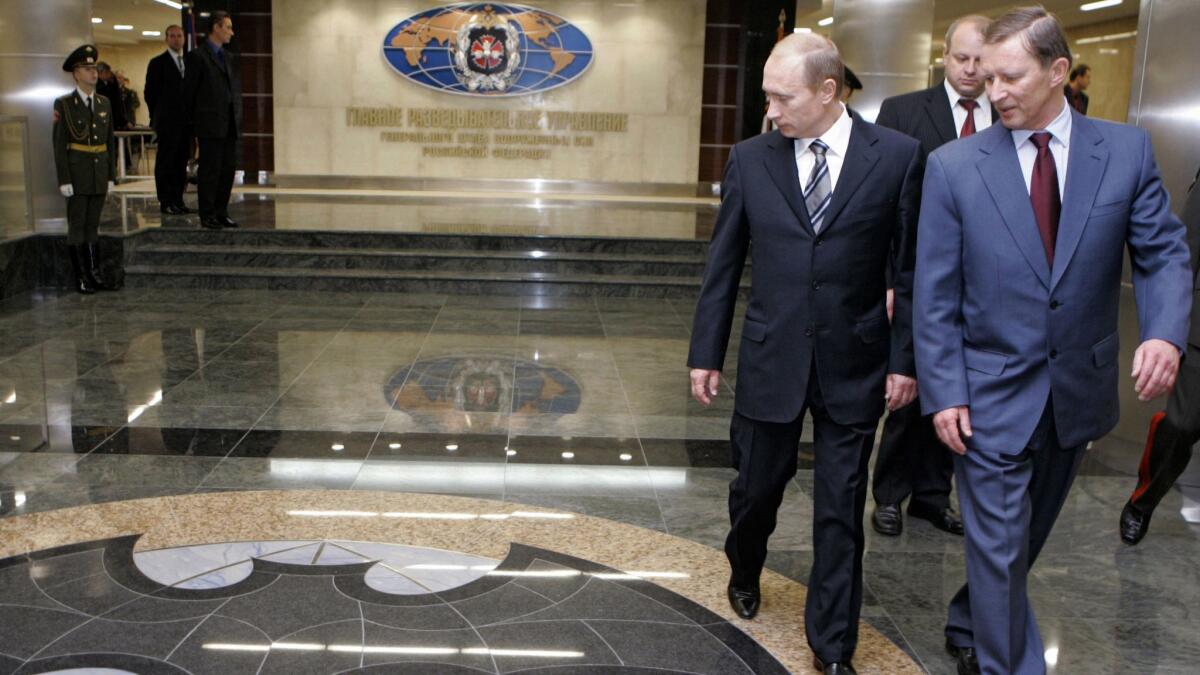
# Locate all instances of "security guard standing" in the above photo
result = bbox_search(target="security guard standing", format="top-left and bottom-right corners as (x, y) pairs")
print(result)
(53, 44), (117, 294)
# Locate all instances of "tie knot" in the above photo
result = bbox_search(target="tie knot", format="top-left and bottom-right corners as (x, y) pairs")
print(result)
(1030, 131), (1053, 150)
(810, 139), (829, 158)
(959, 99), (978, 112)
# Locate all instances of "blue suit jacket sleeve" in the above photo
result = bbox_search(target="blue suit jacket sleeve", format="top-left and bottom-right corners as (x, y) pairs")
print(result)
(914, 151), (969, 414)
(687, 147), (749, 371)
(1128, 129), (1193, 351)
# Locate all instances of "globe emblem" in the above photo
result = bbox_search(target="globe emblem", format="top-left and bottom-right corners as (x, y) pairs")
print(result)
(383, 3), (594, 97)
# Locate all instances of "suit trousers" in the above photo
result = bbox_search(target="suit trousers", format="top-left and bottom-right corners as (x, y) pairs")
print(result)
(871, 396), (954, 510)
(66, 193), (105, 245)
(1130, 342), (1200, 512)
(726, 363), (877, 664)
(197, 120), (237, 220)
(944, 403), (1085, 675)
(154, 127), (192, 207)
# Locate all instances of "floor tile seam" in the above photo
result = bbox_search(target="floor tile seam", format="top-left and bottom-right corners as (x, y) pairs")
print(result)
(881, 612), (941, 673)
(578, 619), (630, 666)
(0, 601), (90, 619)
(430, 592), (502, 674)
(357, 598), (367, 669)
(161, 597), (234, 663)
(469, 576), (596, 628)
(498, 617), (698, 629)
(19, 649), (188, 669)
(144, 540), (313, 588)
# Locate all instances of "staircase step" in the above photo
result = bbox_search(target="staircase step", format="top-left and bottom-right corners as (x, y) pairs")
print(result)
(122, 265), (743, 298)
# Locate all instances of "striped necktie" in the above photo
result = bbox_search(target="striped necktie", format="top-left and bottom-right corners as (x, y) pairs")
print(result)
(804, 139), (832, 232)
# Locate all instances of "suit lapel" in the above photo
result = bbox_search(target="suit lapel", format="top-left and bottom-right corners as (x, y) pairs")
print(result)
(1051, 112), (1109, 290)
(978, 125), (1051, 289)
(764, 132), (815, 236)
(924, 85), (957, 146)
(820, 116), (879, 231)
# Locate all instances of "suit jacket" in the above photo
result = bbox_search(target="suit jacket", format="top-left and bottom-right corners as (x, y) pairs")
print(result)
(1066, 85), (1089, 115)
(1184, 170), (1200, 347)
(52, 91), (116, 194)
(145, 50), (188, 135)
(688, 116), (923, 425)
(95, 77), (128, 131)
(915, 111), (1192, 452)
(182, 41), (242, 139)
(875, 83), (998, 158)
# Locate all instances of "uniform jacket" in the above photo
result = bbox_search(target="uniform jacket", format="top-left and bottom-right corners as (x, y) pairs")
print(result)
(52, 90), (116, 194)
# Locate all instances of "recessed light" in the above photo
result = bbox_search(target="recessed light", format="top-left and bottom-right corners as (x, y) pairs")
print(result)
(619, 453), (633, 461)
(506, 449), (517, 457)
(818, 17), (834, 27)
(793, 27), (812, 34)
(1080, 0), (1121, 10)
(388, 442), (401, 450)
(331, 443), (345, 452)
(142, 31), (161, 37)
(155, 0), (184, 8)
(114, 25), (133, 31)
(561, 451), (575, 459)
(446, 444), (459, 451)
(91, 17), (103, 24)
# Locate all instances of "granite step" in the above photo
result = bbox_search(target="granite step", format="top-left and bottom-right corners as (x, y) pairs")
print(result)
(122, 264), (747, 297)
(126, 244), (711, 277)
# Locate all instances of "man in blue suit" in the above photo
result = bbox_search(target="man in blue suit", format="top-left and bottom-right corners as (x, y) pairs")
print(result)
(689, 33), (922, 675)
(915, 7), (1192, 675)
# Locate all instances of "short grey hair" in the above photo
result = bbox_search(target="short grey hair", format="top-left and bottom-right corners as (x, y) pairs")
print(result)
(770, 33), (845, 96)
(984, 6), (1072, 70)
(944, 15), (991, 52)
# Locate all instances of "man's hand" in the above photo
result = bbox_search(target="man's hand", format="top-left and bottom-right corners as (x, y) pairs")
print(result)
(59, 184), (73, 197)
(933, 406), (972, 455)
(690, 368), (721, 406)
(1132, 338), (1180, 401)
(886, 288), (895, 324)
(885, 373), (917, 411)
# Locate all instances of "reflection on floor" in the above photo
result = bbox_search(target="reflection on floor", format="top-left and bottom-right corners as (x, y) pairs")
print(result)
(0, 287), (1197, 675)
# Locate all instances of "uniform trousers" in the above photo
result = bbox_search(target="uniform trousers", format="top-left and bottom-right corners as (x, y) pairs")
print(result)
(66, 193), (105, 245)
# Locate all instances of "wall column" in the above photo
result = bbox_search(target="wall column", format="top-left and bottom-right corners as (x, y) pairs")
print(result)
(831, 0), (933, 122)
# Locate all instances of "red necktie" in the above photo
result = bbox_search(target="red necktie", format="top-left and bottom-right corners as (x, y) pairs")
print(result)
(1029, 132), (1060, 264)
(958, 99), (978, 137)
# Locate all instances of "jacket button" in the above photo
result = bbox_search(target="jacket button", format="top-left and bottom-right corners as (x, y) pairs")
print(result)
(815, 238), (823, 246)
(1049, 349), (1059, 359)
(1050, 300), (1061, 309)
(804, 328), (814, 337)
(811, 280), (821, 290)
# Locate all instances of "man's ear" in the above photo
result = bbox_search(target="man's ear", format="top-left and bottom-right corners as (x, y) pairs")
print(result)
(1049, 57), (1070, 89)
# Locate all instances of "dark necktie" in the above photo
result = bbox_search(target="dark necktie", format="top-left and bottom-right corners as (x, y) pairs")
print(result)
(177, 54), (185, 76)
(958, 99), (978, 138)
(1029, 132), (1060, 264)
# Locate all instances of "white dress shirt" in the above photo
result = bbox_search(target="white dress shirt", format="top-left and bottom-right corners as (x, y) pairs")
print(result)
(168, 48), (185, 75)
(794, 104), (853, 192)
(944, 79), (992, 138)
(76, 87), (94, 111)
(1012, 99), (1072, 197)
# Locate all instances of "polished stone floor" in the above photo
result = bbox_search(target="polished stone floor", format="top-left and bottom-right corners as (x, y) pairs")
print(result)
(0, 287), (1197, 674)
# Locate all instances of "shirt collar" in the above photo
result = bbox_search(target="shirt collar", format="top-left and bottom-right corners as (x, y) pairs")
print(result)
(943, 78), (988, 111)
(167, 47), (183, 59)
(1011, 97), (1073, 149)
(75, 87), (93, 104)
(798, 104), (852, 158)
(207, 39), (222, 55)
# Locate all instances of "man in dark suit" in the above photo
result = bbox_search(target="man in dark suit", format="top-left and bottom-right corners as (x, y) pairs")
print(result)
(182, 10), (241, 229)
(867, 14), (994, 538)
(145, 25), (192, 216)
(688, 33), (922, 675)
(916, 8), (1191, 674)
(1120, 166), (1200, 545)
(1065, 63), (1090, 115)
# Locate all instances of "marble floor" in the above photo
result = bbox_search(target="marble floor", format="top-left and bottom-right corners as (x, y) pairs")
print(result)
(0, 287), (1197, 674)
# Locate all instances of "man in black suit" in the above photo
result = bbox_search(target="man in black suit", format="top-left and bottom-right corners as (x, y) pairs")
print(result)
(182, 10), (241, 229)
(867, 14), (994, 539)
(1120, 166), (1200, 545)
(688, 34), (922, 675)
(1066, 63), (1090, 115)
(145, 25), (192, 216)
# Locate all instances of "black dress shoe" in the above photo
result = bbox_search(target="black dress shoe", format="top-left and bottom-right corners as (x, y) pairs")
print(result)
(1120, 501), (1152, 546)
(200, 217), (224, 230)
(872, 503), (903, 536)
(945, 641), (980, 675)
(908, 502), (965, 535)
(174, 203), (194, 214)
(219, 215), (239, 228)
(160, 204), (186, 215)
(726, 585), (760, 619)
(812, 655), (857, 674)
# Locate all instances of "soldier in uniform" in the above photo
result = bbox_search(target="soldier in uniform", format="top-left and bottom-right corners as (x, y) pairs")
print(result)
(53, 44), (117, 294)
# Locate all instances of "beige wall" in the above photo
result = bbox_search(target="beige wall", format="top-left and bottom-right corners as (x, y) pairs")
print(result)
(97, 41), (169, 127)
(1065, 17), (1138, 124)
(271, 0), (706, 184)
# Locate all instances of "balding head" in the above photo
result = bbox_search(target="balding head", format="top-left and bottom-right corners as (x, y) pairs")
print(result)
(945, 15), (990, 53)
(763, 34), (847, 139)
(768, 33), (845, 97)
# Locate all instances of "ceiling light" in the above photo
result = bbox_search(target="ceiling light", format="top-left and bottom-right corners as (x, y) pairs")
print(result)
(331, 443), (345, 452)
(114, 25), (133, 31)
(445, 443), (458, 451)
(619, 453), (632, 461)
(155, 0), (184, 8)
(793, 27), (812, 34)
(91, 17), (103, 24)
(506, 449), (517, 456)
(818, 17), (834, 27)
(388, 442), (402, 450)
(561, 451), (575, 459)
(1080, 0), (1122, 10)
(143, 31), (162, 37)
